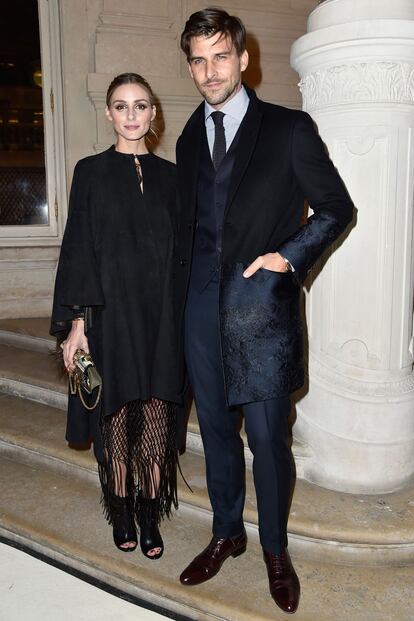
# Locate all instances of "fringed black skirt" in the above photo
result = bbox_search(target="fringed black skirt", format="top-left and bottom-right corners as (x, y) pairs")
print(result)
(97, 398), (178, 527)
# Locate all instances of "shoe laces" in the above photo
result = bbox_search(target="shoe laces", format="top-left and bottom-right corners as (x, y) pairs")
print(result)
(206, 537), (226, 557)
(268, 551), (289, 573)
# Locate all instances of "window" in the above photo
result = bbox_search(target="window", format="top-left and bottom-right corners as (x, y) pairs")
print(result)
(0, 0), (66, 244)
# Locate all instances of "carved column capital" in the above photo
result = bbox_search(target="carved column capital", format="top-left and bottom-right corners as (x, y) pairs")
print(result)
(299, 61), (414, 112)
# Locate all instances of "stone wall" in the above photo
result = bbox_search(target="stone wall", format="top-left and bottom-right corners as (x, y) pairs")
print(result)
(71, 0), (317, 165)
(0, 0), (316, 319)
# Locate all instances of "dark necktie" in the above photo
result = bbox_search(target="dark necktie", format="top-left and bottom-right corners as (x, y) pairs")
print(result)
(211, 111), (226, 170)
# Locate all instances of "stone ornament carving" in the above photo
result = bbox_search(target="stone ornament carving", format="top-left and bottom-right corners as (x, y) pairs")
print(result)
(309, 353), (414, 398)
(299, 61), (414, 110)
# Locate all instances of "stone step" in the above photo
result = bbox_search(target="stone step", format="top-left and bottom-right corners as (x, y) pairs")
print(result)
(1, 392), (414, 567)
(0, 317), (54, 353)
(0, 335), (311, 473)
(1, 452), (413, 621)
(0, 342), (66, 409)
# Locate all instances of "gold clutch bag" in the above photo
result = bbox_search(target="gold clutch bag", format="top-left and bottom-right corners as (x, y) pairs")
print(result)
(69, 349), (102, 410)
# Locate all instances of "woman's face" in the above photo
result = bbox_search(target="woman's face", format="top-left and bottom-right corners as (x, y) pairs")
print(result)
(105, 83), (156, 147)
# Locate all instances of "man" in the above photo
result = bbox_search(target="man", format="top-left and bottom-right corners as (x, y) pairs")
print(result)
(175, 7), (353, 614)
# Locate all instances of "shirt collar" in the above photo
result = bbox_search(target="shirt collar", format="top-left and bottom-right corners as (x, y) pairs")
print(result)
(204, 85), (249, 124)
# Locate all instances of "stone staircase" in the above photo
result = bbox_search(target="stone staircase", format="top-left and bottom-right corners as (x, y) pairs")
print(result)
(0, 318), (413, 621)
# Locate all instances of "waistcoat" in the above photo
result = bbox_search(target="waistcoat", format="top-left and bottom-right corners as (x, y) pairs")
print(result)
(189, 125), (240, 292)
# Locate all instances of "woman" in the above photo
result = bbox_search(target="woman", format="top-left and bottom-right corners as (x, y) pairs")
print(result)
(51, 73), (184, 559)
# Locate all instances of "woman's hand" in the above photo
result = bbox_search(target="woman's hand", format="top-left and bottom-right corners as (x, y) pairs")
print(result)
(61, 319), (89, 372)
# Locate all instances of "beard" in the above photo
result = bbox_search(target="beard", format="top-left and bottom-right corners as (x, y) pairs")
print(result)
(198, 79), (240, 107)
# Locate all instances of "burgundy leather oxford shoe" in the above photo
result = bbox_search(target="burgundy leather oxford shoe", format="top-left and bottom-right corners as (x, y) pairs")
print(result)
(180, 530), (247, 586)
(263, 548), (300, 614)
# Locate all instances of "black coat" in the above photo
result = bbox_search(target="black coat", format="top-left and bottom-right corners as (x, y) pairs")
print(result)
(176, 87), (354, 404)
(51, 147), (184, 456)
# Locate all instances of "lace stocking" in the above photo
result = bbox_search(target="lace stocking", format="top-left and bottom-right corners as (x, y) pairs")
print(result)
(98, 398), (178, 526)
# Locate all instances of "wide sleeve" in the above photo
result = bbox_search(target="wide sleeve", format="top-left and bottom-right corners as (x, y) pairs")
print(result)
(50, 160), (105, 335)
(277, 112), (354, 281)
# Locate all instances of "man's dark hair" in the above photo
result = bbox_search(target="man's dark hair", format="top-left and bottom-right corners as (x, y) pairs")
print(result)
(180, 7), (246, 60)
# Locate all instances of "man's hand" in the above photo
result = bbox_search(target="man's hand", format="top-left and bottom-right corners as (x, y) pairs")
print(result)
(243, 252), (289, 278)
(61, 319), (89, 372)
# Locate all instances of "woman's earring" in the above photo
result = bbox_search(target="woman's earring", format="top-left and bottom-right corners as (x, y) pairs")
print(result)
(149, 124), (158, 139)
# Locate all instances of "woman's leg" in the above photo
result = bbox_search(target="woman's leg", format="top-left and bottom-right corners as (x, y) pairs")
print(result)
(135, 398), (178, 558)
(138, 398), (176, 499)
(98, 398), (178, 555)
(99, 406), (137, 550)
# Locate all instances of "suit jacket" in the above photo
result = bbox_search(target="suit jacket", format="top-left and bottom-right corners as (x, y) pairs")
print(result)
(176, 86), (354, 405)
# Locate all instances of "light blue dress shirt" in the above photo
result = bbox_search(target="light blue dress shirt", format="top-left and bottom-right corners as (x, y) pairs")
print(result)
(204, 85), (250, 156)
(203, 85), (295, 272)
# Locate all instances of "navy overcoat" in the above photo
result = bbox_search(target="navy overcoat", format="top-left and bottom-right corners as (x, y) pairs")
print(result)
(175, 86), (354, 405)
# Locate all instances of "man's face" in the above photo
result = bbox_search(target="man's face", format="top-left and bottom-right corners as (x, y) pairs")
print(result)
(187, 32), (249, 109)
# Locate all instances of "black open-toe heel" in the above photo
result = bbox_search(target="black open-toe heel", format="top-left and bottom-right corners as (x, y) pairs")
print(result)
(139, 498), (164, 560)
(112, 496), (137, 552)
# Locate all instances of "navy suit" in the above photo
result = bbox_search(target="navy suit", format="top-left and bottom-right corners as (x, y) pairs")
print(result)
(176, 86), (353, 553)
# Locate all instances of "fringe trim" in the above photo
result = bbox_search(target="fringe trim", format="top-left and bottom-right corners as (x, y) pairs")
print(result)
(97, 398), (178, 527)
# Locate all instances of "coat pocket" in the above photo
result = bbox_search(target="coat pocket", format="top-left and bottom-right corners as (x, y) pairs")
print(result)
(220, 262), (304, 405)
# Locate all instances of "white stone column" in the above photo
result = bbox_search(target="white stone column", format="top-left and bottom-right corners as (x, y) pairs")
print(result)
(290, 0), (414, 493)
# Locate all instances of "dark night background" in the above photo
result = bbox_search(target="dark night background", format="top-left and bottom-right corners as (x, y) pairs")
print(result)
(0, 0), (40, 86)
